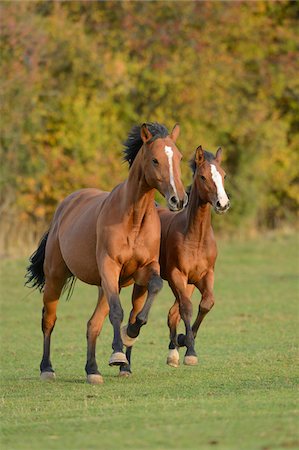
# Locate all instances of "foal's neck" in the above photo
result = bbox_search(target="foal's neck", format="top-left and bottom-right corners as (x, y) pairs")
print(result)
(185, 182), (211, 239)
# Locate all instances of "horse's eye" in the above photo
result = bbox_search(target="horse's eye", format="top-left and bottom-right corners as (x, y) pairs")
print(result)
(200, 175), (206, 182)
(152, 158), (159, 166)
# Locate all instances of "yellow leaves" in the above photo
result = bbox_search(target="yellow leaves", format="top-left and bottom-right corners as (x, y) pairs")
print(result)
(1, 1), (298, 233)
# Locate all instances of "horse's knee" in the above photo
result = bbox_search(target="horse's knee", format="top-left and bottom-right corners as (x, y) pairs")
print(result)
(41, 306), (57, 335)
(200, 295), (215, 314)
(108, 296), (124, 323)
(179, 299), (193, 319)
(148, 274), (163, 295)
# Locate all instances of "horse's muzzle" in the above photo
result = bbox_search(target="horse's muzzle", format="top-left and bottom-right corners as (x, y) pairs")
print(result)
(168, 192), (188, 211)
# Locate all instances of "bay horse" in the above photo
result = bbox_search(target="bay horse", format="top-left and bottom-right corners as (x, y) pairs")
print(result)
(25, 122), (187, 384)
(158, 145), (230, 367)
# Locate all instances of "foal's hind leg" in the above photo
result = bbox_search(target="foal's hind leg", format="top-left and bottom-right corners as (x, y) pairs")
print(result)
(166, 299), (181, 368)
(40, 240), (69, 380)
(119, 284), (147, 377)
(85, 287), (109, 384)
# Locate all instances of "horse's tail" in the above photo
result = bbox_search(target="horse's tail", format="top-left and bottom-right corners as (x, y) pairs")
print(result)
(25, 231), (49, 292)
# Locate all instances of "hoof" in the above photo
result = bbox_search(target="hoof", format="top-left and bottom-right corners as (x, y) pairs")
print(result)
(119, 370), (132, 378)
(167, 349), (179, 368)
(109, 352), (129, 366)
(183, 355), (198, 366)
(87, 374), (104, 385)
(40, 371), (56, 381)
(121, 325), (138, 347)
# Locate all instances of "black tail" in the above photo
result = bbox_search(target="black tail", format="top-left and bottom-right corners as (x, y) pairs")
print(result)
(25, 231), (49, 292)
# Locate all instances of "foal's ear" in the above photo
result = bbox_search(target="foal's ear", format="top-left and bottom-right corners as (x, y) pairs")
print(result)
(216, 147), (222, 163)
(170, 123), (180, 142)
(141, 124), (153, 143)
(195, 145), (205, 166)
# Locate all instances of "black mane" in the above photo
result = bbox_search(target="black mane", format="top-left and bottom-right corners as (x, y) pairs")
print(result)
(189, 150), (215, 175)
(123, 122), (169, 167)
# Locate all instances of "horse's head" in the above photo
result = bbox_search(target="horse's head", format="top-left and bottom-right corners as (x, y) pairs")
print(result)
(192, 145), (230, 214)
(140, 123), (188, 211)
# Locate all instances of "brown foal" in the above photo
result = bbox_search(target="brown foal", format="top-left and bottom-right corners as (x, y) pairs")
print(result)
(158, 145), (229, 367)
(26, 122), (187, 384)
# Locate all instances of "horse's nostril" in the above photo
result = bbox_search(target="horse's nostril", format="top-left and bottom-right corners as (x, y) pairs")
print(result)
(216, 201), (221, 208)
(170, 196), (178, 205)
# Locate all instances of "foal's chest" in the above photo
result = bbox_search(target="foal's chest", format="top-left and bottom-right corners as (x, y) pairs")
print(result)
(181, 239), (216, 284)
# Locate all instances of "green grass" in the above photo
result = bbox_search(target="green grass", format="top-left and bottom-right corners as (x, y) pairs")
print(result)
(1, 233), (298, 450)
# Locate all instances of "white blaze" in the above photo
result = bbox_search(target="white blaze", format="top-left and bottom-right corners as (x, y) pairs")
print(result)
(210, 164), (229, 207)
(164, 145), (178, 198)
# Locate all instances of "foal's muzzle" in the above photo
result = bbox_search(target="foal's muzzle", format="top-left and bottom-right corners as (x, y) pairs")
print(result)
(214, 200), (230, 214)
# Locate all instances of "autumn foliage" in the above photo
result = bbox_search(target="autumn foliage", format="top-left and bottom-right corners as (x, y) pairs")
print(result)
(0, 1), (298, 254)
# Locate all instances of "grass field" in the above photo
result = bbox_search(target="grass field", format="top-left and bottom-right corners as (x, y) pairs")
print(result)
(1, 233), (298, 450)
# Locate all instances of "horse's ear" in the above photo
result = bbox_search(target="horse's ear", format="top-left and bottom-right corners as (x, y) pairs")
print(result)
(195, 145), (204, 166)
(216, 147), (222, 163)
(170, 123), (180, 142)
(141, 124), (153, 143)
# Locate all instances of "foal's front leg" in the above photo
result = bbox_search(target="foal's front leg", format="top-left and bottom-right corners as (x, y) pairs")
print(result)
(192, 270), (215, 339)
(169, 274), (198, 366)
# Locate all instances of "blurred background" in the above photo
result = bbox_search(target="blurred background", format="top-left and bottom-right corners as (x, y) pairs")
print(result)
(0, 1), (298, 256)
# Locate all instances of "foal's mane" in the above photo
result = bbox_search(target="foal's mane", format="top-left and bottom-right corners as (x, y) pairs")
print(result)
(189, 150), (215, 176)
(123, 122), (169, 167)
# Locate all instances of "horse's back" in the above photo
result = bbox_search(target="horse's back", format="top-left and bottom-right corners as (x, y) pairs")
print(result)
(49, 188), (109, 285)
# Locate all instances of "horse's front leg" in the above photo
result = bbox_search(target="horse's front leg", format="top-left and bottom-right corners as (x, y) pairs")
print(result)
(192, 270), (215, 339)
(100, 257), (127, 367)
(120, 284), (147, 377)
(127, 263), (163, 338)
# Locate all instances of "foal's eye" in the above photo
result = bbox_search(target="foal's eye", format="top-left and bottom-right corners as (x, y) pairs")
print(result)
(152, 158), (159, 166)
(200, 175), (206, 182)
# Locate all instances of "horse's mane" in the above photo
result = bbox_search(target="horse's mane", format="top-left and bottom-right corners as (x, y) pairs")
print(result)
(123, 122), (169, 167)
(189, 150), (215, 175)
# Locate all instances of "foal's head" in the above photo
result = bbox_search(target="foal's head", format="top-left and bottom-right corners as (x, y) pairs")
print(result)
(191, 145), (230, 214)
(124, 122), (187, 211)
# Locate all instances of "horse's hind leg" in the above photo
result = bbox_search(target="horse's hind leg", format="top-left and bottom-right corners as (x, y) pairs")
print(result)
(40, 236), (69, 380)
(85, 287), (109, 384)
(166, 299), (181, 368)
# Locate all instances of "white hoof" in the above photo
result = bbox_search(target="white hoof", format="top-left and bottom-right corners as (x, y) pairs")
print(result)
(40, 371), (56, 381)
(109, 352), (129, 366)
(167, 349), (179, 368)
(183, 355), (198, 366)
(121, 325), (138, 347)
(87, 374), (104, 385)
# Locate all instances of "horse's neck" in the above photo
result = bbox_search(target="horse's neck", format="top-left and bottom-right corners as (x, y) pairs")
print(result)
(122, 156), (155, 228)
(184, 183), (212, 241)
